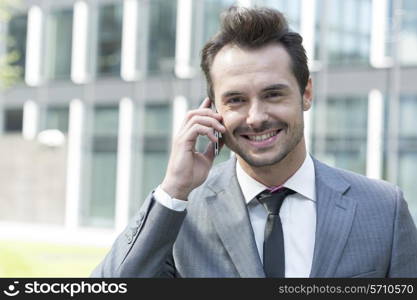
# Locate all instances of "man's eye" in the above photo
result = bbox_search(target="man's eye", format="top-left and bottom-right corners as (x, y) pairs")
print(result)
(265, 92), (282, 98)
(228, 97), (244, 104)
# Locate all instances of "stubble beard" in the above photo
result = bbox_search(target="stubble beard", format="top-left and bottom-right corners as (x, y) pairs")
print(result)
(224, 120), (305, 168)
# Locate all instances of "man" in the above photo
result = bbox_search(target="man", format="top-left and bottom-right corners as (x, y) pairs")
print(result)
(92, 6), (417, 277)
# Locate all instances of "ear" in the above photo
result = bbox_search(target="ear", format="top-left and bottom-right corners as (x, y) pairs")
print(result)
(302, 78), (313, 111)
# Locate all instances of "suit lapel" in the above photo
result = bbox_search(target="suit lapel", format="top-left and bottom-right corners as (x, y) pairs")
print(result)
(204, 156), (357, 277)
(205, 158), (265, 277)
(309, 159), (357, 277)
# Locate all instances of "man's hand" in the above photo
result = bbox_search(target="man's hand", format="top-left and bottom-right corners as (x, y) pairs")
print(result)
(161, 98), (226, 200)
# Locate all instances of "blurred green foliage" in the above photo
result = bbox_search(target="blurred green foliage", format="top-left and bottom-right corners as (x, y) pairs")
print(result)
(0, 0), (23, 90)
(0, 240), (109, 277)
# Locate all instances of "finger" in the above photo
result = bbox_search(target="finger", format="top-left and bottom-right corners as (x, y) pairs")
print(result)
(185, 108), (222, 122)
(184, 115), (226, 133)
(182, 123), (219, 145)
(199, 97), (211, 109)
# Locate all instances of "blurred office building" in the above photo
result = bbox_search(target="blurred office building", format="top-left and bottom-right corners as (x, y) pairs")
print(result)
(0, 0), (416, 239)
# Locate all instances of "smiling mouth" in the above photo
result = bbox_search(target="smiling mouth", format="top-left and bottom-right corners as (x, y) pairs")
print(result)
(241, 129), (282, 142)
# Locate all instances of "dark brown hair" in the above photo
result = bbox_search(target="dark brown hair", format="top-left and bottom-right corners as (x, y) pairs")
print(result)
(201, 6), (309, 100)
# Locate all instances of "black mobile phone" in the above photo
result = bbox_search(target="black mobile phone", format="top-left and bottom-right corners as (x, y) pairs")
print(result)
(211, 100), (222, 156)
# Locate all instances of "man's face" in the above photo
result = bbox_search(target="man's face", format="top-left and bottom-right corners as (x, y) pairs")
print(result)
(211, 43), (312, 167)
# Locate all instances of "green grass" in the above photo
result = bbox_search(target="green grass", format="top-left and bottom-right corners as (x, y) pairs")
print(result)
(0, 240), (109, 277)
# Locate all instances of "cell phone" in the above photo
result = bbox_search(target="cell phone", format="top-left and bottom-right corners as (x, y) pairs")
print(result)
(211, 100), (222, 157)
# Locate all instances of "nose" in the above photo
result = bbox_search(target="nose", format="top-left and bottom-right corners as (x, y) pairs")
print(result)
(246, 100), (268, 129)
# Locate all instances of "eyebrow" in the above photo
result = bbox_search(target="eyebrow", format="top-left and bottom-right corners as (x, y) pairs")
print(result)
(221, 91), (243, 99)
(221, 83), (290, 99)
(262, 84), (290, 92)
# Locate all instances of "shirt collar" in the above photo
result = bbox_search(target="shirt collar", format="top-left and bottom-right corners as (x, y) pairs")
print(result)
(236, 153), (316, 205)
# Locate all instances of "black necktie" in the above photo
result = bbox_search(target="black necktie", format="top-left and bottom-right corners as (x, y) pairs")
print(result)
(256, 187), (295, 278)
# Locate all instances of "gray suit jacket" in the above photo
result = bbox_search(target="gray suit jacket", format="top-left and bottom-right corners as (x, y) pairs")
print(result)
(92, 157), (417, 277)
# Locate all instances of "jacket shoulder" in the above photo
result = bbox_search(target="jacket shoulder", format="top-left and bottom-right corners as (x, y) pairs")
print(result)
(316, 159), (401, 204)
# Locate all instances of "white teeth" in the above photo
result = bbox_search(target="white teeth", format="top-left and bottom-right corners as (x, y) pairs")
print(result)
(247, 131), (277, 141)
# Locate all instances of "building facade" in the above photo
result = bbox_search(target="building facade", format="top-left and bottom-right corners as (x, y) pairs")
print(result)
(1, 0), (416, 237)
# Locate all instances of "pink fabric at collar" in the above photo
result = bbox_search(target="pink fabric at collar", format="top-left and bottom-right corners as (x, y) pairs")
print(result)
(267, 185), (284, 193)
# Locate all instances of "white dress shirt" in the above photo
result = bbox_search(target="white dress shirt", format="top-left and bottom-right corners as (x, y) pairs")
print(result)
(236, 154), (316, 277)
(153, 154), (316, 277)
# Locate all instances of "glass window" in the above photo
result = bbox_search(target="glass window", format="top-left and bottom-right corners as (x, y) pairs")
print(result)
(93, 106), (119, 136)
(343, 0), (356, 31)
(4, 108), (23, 132)
(398, 95), (417, 222)
(328, 30), (341, 62)
(398, 153), (417, 223)
(143, 104), (171, 135)
(148, 0), (177, 75)
(325, 96), (368, 137)
(96, 3), (123, 77)
(312, 96), (368, 174)
(256, 0), (301, 31)
(399, 0), (417, 65)
(359, 0), (372, 33)
(385, 0), (394, 59)
(81, 105), (118, 227)
(315, 0), (371, 66)
(6, 14), (28, 80)
(140, 103), (172, 201)
(87, 151), (118, 227)
(190, 0), (235, 69)
(328, 0), (341, 29)
(44, 106), (69, 133)
(399, 95), (417, 138)
(203, 0), (235, 41)
(46, 9), (73, 80)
